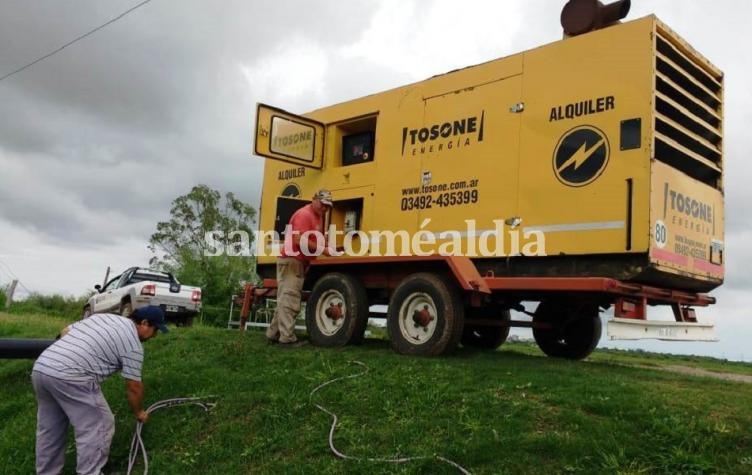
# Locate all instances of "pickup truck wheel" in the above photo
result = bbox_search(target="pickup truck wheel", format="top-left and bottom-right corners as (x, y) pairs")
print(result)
(82, 306), (92, 319)
(120, 301), (133, 318)
(387, 273), (464, 356)
(176, 315), (194, 327)
(306, 273), (369, 347)
(532, 299), (601, 360)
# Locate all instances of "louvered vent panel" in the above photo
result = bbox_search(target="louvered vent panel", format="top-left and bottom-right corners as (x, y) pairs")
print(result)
(654, 29), (723, 188)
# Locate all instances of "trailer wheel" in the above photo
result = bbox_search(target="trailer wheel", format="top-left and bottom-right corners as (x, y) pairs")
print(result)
(461, 310), (511, 350)
(387, 273), (464, 356)
(532, 300), (601, 360)
(306, 273), (369, 347)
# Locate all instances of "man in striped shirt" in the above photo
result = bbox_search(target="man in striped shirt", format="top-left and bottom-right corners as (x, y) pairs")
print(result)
(31, 305), (168, 475)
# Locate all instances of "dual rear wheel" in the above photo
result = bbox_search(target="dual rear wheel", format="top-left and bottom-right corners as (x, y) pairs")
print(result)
(386, 273), (465, 356)
(305, 272), (601, 359)
(305, 273), (369, 347)
(305, 272), (466, 356)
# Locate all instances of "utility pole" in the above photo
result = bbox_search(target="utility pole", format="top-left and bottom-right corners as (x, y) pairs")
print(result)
(4, 279), (18, 310)
(102, 266), (111, 287)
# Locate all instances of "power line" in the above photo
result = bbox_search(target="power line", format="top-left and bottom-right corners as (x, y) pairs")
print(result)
(0, 0), (153, 83)
(0, 258), (19, 281)
(0, 258), (33, 295)
(18, 283), (33, 295)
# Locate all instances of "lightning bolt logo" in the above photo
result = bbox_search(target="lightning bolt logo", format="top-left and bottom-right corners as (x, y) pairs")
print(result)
(553, 126), (610, 187)
(557, 138), (605, 173)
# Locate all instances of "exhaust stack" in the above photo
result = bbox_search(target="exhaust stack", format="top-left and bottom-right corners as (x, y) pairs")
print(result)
(561, 0), (631, 37)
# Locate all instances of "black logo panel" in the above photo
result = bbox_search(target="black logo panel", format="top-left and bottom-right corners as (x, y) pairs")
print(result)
(281, 183), (301, 197)
(553, 126), (610, 187)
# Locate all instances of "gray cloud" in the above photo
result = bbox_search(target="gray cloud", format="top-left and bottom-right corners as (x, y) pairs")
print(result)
(0, 0), (750, 328)
(0, 0), (380, 247)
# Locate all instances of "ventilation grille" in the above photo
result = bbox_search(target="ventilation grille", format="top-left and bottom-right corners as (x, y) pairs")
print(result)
(654, 29), (723, 188)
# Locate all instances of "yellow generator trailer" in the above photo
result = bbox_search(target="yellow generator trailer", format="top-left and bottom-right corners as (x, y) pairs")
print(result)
(247, 0), (723, 359)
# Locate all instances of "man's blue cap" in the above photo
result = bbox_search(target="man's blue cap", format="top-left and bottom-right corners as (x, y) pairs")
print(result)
(132, 305), (169, 333)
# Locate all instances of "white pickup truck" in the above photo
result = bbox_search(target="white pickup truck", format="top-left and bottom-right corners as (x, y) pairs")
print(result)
(83, 267), (202, 326)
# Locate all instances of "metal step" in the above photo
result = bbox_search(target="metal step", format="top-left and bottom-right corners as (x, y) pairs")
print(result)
(607, 318), (717, 341)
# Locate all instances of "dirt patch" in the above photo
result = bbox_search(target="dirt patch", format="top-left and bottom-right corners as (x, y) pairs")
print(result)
(651, 365), (752, 383)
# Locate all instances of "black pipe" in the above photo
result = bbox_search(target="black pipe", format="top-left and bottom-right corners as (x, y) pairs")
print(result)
(0, 339), (55, 359)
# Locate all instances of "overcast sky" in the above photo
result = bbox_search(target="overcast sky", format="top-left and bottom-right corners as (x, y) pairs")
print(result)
(1, 1), (750, 360)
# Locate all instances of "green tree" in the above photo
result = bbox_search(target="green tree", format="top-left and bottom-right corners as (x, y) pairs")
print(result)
(149, 184), (257, 325)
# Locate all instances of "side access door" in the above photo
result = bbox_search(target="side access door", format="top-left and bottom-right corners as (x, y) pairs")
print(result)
(254, 103), (325, 169)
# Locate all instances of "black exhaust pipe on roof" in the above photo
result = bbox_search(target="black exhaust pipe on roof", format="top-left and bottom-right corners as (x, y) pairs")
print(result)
(561, 0), (631, 37)
(0, 339), (55, 359)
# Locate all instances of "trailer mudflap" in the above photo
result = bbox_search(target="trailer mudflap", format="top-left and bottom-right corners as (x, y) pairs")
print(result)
(607, 318), (717, 341)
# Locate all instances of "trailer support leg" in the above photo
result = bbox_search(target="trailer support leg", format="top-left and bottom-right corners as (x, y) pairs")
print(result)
(671, 303), (698, 323)
(614, 297), (646, 319)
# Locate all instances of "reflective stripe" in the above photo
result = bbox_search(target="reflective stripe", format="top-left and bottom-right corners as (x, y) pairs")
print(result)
(523, 220), (625, 233)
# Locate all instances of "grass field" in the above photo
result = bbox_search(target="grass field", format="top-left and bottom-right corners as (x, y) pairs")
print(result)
(1, 311), (751, 474)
